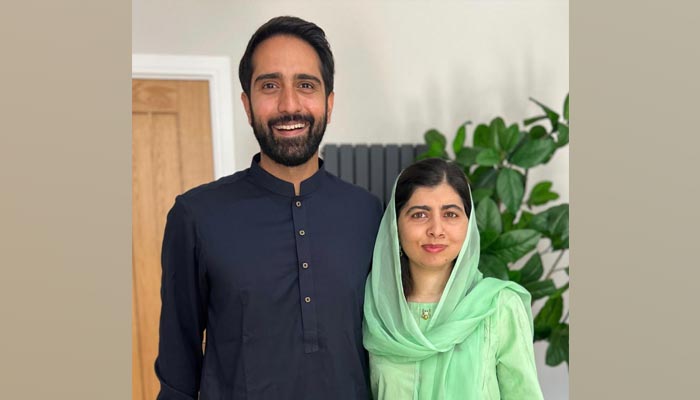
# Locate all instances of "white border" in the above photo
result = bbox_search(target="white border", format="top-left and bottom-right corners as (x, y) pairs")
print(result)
(132, 54), (236, 179)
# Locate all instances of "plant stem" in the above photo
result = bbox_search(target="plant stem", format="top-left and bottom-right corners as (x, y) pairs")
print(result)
(545, 249), (567, 280)
(524, 169), (528, 186)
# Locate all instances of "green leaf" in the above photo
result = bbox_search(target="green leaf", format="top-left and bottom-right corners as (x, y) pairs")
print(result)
(474, 123), (498, 150)
(529, 204), (569, 250)
(424, 129), (446, 148)
(425, 139), (448, 159)
(499, 123), (521, 152)
(563, 94), (569, 122)
(415, 151), (430, 161)
(530, 97), (560, 132)
(533, 295), (562, 341)
(489, 117), (506, 150)
(496, 168), (524, 214)
(523, 115), (548, 127)
(470, 167), (498, 190)
(507, 269), (522, 283)
(557, 123), (569, 148)
(471, 188), (494, 204)
(535, 295), (563, 327)
(553, 282), (570, 297)
(529, 125), (548, 139)
(453, 124), (467, 155)
(478, 254), (509, 280)
(520, 253), (544, 285)
(455, 147), (480, 167)
(546, 323), (569, 366)
(475, 148), (500, 166)
(514, 211), (534, 229)
(485, 229), (541, 263)
(524, 279), (557, 301)
(510, 137), (556, 169)
(527, 181), (560, 207)
(476, 197), (502, 234)
(480, 230), (500, 250)
(501, 210), (515, 232)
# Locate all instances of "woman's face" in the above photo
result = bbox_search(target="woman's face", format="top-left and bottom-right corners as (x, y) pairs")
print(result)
(397, 181), (469, 274)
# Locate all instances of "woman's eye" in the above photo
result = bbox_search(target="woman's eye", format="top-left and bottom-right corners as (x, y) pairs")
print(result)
(411, 212), (427, 219)
(444, 211), (459, 218)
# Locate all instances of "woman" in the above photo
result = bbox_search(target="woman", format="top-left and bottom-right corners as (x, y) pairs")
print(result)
(363, 158), (543, 399)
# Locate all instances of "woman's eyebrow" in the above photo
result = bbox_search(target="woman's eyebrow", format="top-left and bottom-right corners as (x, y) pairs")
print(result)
(404, 205), (431, 215)
(442, 204), (464, 212)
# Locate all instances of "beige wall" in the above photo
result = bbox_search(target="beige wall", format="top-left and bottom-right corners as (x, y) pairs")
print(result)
(133, 1), (569, 398)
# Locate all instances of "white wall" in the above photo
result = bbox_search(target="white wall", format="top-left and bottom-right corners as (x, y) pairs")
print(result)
(134, 1), (569, 398)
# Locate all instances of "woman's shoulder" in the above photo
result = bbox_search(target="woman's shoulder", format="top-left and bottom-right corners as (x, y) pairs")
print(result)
(473, 278), (531, 309)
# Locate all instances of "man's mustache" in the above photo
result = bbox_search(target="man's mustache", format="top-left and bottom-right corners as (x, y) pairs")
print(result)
(268, 114), (315, 127)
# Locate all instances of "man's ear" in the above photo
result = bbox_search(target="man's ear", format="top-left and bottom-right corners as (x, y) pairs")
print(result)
(241, 92), (252, 125)
(325, 91), (335, 124)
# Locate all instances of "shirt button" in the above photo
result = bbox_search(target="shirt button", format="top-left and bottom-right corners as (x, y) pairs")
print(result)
(299, 230), (305, 236)
(304, 296), (311, 303)
(295, 200), (302, 207)
(302, 262), (309, 269)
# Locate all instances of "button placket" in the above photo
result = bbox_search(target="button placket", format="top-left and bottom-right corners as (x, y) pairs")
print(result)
(292, 196), (319, 353)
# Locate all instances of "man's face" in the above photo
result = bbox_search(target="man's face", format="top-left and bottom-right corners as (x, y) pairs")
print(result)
(242, 35), (334, 167)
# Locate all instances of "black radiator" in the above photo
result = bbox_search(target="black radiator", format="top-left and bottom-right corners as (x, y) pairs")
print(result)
(321, 144), (427, 205)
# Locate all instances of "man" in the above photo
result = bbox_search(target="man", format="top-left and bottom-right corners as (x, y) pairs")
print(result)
(155, 16), (383, 400)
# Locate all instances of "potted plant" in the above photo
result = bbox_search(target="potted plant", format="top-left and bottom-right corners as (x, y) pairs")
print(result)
(418, 95), (570, 367)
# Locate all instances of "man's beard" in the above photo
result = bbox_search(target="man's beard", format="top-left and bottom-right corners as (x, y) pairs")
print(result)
(251, 110), (327, 167)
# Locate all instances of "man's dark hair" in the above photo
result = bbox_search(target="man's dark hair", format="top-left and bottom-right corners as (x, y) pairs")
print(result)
(394, 158), (472, 296)
(238, 16), (335, 97)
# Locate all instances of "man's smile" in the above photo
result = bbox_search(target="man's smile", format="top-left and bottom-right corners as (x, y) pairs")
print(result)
(272, 120), (309, 137)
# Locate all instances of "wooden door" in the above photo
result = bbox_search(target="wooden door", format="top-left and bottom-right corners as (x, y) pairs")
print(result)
(132, 79), (214, 400)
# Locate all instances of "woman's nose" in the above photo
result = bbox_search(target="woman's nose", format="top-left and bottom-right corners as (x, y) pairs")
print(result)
(427, 218), (445, 238)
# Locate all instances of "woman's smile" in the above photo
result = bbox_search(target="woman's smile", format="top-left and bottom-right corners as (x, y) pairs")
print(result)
(421, 244), (447, 253)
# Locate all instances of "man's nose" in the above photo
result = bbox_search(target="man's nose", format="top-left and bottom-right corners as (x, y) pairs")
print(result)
(278, 86), (302, 114)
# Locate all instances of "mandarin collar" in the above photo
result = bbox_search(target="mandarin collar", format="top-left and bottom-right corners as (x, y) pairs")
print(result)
(247, 153), (325, 197)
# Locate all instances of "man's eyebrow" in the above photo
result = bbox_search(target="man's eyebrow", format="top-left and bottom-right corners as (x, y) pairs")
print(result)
(254, 72), (282, 83)
(253, 73), (322, 85)
(296, 73), (322, 84)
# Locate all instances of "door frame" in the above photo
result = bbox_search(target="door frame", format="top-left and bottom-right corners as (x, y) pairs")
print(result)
(132, 54), (236, 178)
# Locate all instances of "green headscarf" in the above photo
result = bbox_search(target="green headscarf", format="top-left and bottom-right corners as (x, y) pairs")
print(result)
(363, 181), (533, 399)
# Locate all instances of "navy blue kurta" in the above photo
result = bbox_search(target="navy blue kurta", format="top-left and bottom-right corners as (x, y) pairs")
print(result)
(155, 154), (383, 400)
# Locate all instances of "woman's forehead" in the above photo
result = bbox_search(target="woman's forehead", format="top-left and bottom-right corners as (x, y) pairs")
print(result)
(406, 182), (462, 205)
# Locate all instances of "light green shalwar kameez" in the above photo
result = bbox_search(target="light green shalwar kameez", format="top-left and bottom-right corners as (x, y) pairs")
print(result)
(363, 185), (544, 400)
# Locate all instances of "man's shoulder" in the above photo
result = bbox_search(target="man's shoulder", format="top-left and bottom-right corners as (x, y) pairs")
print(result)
(175, 169), (249, 207)
(322, 171), (381, 204)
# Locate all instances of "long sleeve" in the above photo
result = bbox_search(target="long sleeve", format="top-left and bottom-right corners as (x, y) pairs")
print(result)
(494, 290), (544, 400)
(155, 197), (208, 400)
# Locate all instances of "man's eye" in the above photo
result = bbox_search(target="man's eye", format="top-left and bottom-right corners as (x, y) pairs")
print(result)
(261, 82), (277, 89)
(299, 82), (314, 89)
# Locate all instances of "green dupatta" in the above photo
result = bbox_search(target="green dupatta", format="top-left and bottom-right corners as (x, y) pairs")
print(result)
(363, 183), (534, 399)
